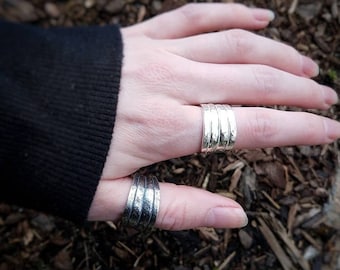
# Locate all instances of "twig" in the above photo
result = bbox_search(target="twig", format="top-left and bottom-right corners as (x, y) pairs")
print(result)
(217, 251), (236, 270)
(258, 218), (294, 270)
(117, 241), (137, 257)
(286, 155), (306, 183)
(152, 235), (170, 255)
(133, 252), (145, 268)
(261, 190), (281, 210)
(300, 231), (322, 251)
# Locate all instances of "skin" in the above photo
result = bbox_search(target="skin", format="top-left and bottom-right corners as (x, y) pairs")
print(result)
(87, 3), (340, 230)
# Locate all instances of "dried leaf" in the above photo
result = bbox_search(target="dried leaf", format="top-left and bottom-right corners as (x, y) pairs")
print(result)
(262, 162), (286, 189)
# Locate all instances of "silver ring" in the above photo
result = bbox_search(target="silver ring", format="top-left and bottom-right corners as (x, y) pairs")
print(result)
(201, 104), (237, 153)
(122, 175), (160, 230)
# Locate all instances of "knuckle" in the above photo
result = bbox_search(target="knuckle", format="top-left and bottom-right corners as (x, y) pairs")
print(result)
(227, 3), (249, 13)
(291, 47), (301, 64)
(226, 29), (253, 56)
(313, 81), (326, 103)
(178, 3), (205, 25)
(136, 59), (176, 87)
(287, 46), (302, 66)
(160, 210), (184, 231)
(251, 66), (278, 99)
(159, 195), (187, 230)
(124, 103), (186, 154)
(302, 112), (326, 142)
(145, 104), (183, 130)
(249, 109), (278, 143)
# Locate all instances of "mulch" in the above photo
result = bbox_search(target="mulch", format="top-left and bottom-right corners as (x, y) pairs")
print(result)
(0, 0), (339, 269)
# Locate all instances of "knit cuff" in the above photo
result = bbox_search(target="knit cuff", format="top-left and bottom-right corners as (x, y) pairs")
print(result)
(0, 22), (123, 223)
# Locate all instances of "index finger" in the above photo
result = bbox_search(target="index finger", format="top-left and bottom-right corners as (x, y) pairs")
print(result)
(124, 3), (275, 39)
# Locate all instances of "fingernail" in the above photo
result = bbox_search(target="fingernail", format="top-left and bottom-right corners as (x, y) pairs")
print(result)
(323, 86), (339, 106)
(302, 55), (319, 77)
(206, 207), (248, 228)
(324, 118), (340, 141)
(252, 8), (275, 22)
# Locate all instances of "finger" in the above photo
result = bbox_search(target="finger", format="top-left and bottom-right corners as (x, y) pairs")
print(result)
(88, 178), (248, 230)
(124, 3), (275, 39)
(165, 29), (319, 77)
(156, 182), (247, 230)
(169, 63), (337, 109)
(107, 105), (340, 167)
(233, 107), (340, 149)
(140, 106), (340, 160)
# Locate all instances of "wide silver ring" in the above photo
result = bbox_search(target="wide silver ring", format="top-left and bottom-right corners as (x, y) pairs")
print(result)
(201, 104), (237, 153)
(122, 175), (160, 230)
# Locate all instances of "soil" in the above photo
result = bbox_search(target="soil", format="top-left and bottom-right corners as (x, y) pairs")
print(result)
(0, 0), (339, 269)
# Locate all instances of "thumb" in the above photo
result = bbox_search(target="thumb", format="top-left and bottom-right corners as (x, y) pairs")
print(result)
(157, 182), (248, 230)
(88, 178), (248, 230)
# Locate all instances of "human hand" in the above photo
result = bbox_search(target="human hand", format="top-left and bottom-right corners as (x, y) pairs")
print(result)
(88, 3), (340, 230)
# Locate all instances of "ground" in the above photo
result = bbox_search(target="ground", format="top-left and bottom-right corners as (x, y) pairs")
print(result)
(0, 0), (339, 269)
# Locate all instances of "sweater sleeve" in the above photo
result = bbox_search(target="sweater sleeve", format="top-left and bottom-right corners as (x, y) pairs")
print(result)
(0, 21), (123, 223)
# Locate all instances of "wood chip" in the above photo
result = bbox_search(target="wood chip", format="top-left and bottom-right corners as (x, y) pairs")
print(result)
(202, 173), (210, 189)
(137, 5), (146, 22)
(286, 155), (306, 183)
(288, 0), (298, 14)
(261, 190), (281, 210)
(313, 34), (332, 53)
(241, 167), (257, 209)
(300, 231), (322, 251)
(197, 227), (219, 242)
(222, 160), (244, 174)
(193, 245), (211, 258)
(228, 167), (242, 193)
(152, 235), (170, 256)
(324, 167), (340, 229)
(44, 2), (60, 18)
(287, 203), (300, 235)
(262, 161), (287, 189)
(257, 217), (294, 270)
(269, 217), (310, 270)
(105, 221), (117, 230)
(238, 229), (253, 249)
(216, 251), (236, 270)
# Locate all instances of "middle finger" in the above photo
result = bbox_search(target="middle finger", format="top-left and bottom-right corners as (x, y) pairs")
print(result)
(164, 29), (319, 78)
(167, 61), (337, 109)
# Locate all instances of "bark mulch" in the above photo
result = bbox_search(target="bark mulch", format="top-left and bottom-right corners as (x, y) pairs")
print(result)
(0, 0), (339, 269)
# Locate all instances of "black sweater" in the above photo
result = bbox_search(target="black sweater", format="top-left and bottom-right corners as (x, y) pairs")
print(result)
(0, 21), (123, 223)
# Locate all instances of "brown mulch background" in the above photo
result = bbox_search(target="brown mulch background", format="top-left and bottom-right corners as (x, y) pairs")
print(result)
(0, 0), (339, 269)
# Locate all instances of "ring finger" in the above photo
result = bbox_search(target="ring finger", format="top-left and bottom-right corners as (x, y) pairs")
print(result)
(121, 104), (340, 165)
(157, 106), (340, 160)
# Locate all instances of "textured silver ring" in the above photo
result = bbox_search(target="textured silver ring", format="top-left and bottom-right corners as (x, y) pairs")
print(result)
(201, 104), (237, 153)
(122, 175), (160, 230)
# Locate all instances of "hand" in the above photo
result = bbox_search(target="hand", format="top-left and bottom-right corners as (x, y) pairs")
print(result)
(88, 3), (340, 230)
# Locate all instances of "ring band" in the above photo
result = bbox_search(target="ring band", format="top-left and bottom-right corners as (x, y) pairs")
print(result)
(122, 175), (160, 230)
(201, 104), (237, 153)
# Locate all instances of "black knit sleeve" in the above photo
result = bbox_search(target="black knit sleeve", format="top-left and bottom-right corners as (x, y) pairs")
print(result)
(0, 21), (123, 223)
